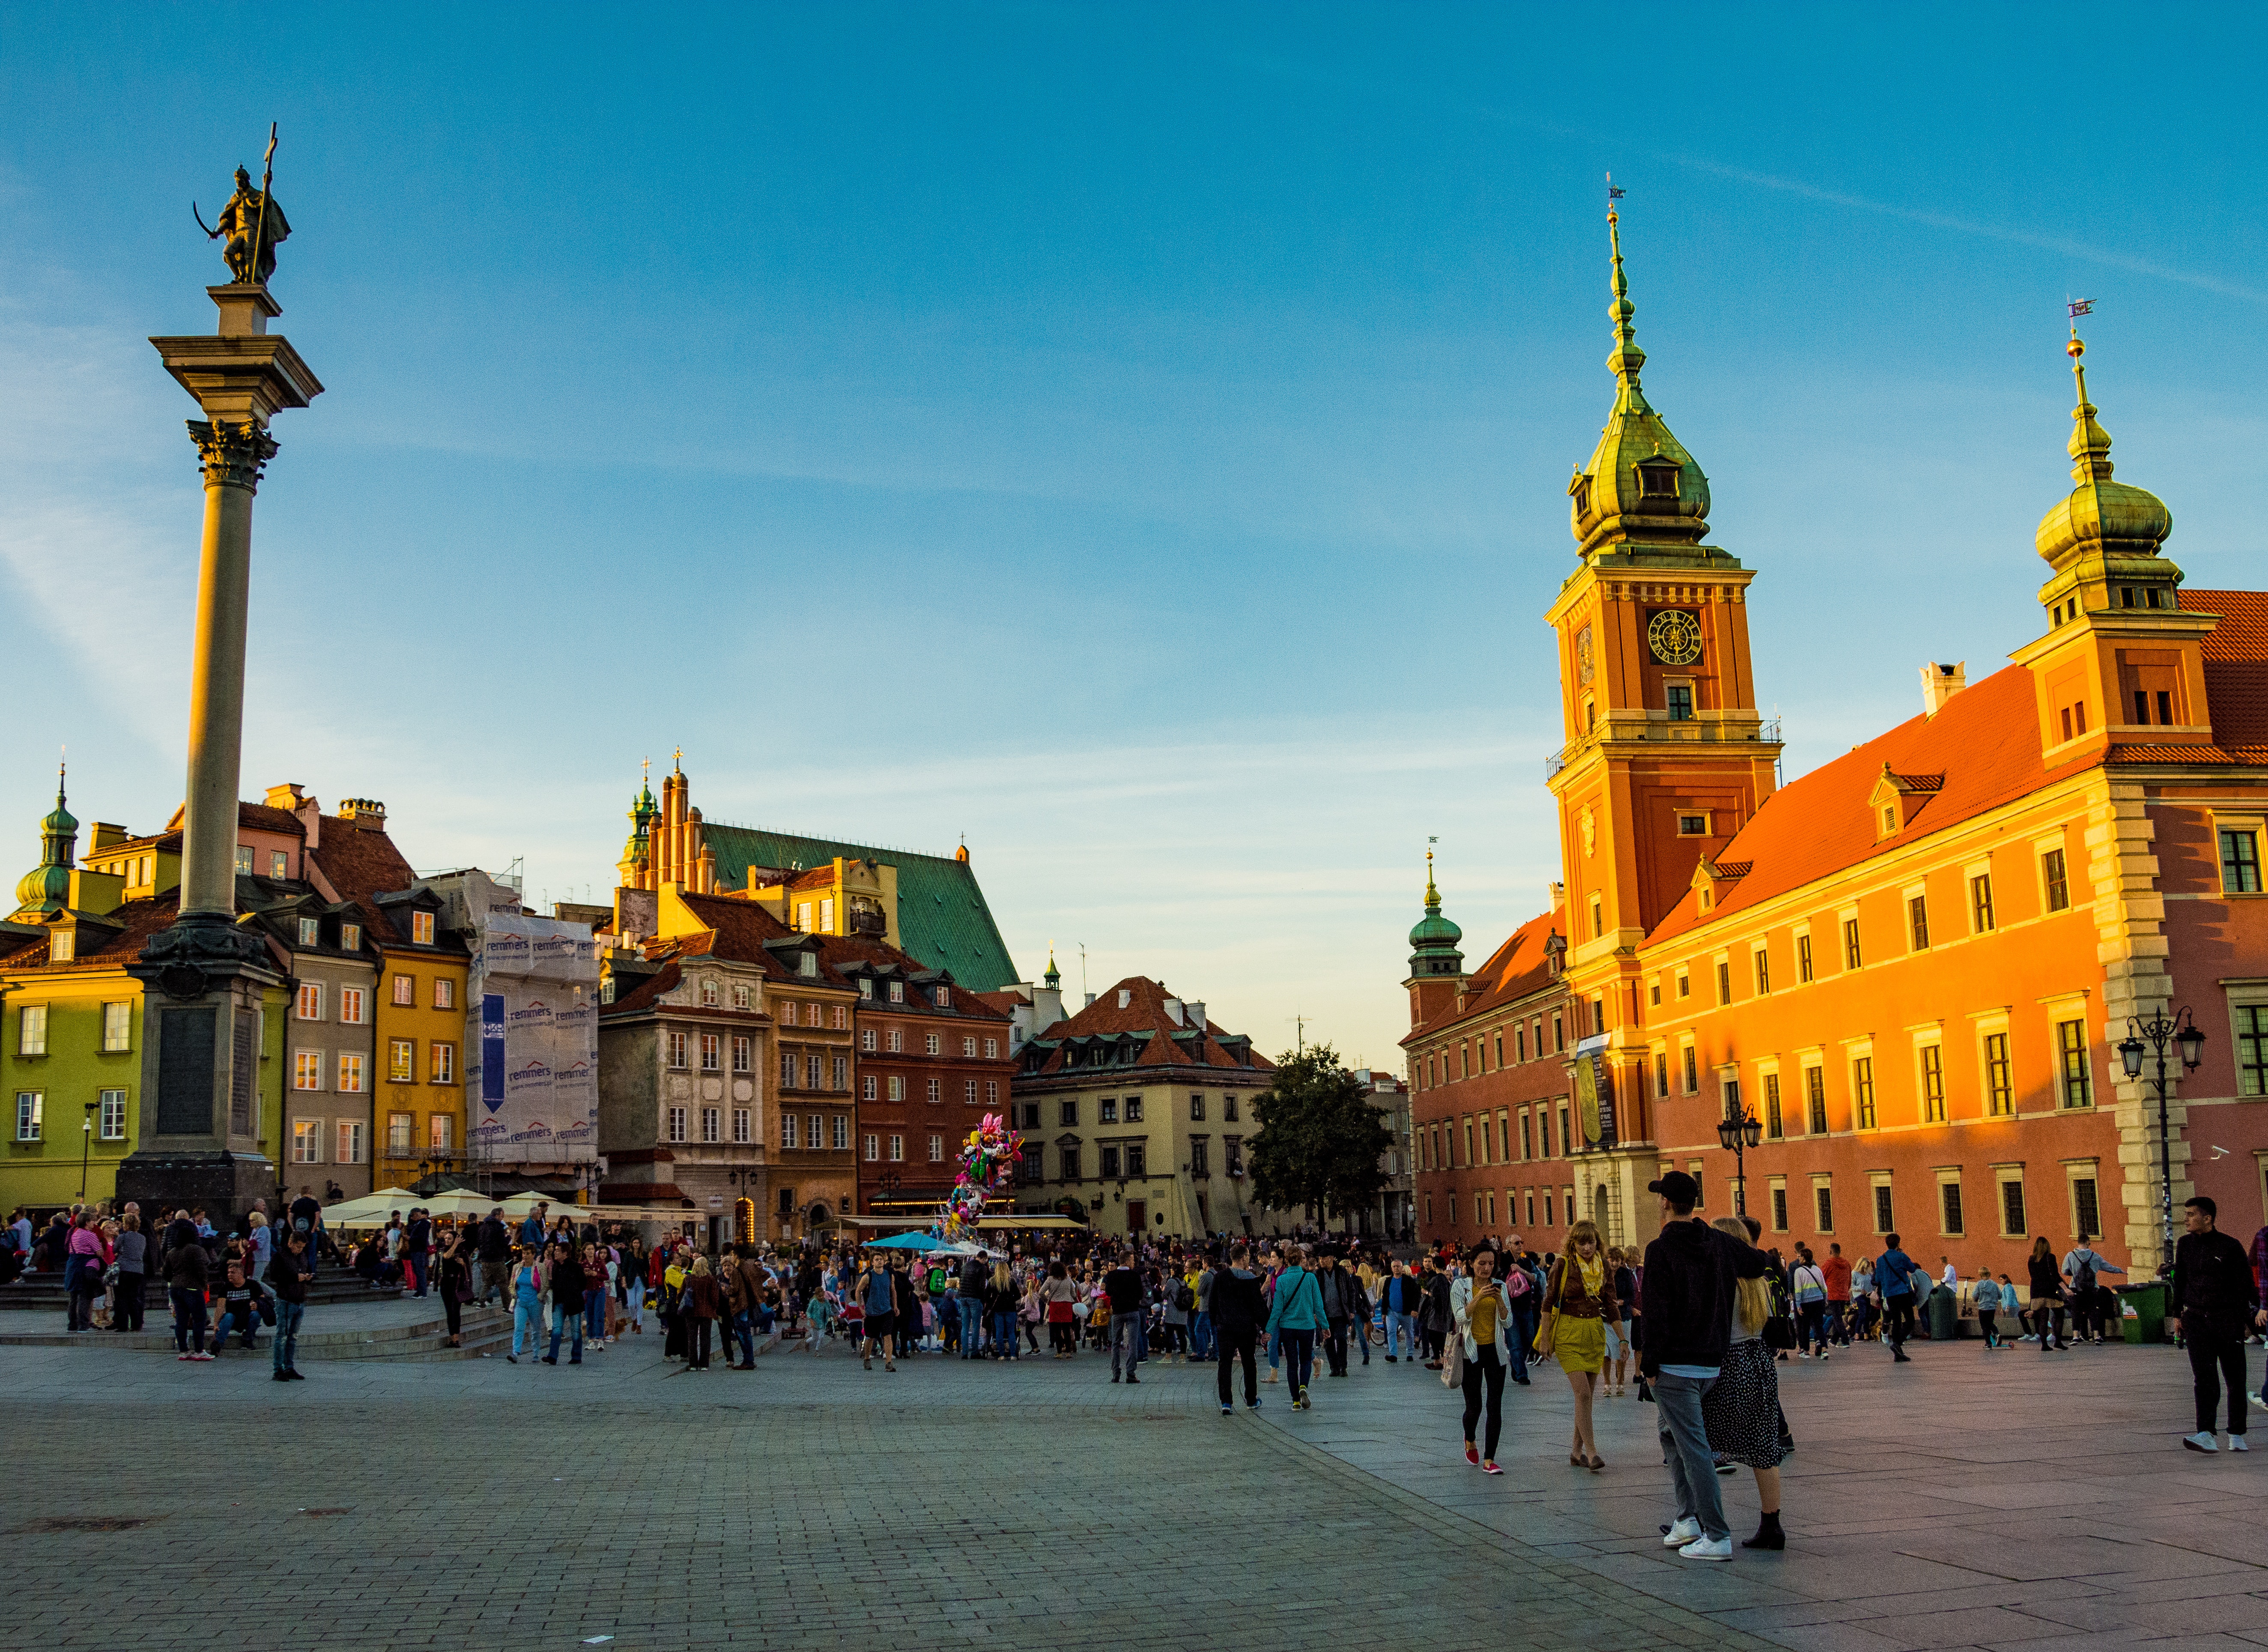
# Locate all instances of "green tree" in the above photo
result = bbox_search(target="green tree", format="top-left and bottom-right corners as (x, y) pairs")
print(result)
(1250, 1042), (1394, 1234)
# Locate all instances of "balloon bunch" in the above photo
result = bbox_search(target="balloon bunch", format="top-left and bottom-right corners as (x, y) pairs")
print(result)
(938, 1111), (1024, 1243)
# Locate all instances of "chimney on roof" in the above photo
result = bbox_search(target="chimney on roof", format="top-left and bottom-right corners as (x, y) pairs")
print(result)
(1922, 660), (1967, 717)
(1185, 1000), (1206, 1034)
(264, 783), (307, 810)
(338, 798), (388, 831)
(1084, 992), (1096, 1008)
(1162, 998), (1184, 1027)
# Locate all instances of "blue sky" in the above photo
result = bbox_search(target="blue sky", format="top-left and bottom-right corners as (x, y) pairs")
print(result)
(3, 4), (2262, 1072)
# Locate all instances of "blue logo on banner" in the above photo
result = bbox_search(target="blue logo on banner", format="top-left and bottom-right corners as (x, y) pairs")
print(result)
(481, 993), (506, 1112)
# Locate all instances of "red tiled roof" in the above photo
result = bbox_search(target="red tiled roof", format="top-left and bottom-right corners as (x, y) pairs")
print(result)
(1026, 975), (1270, 1074)
(2185, 588), (2268, 760)
(305, 819), (462, 952)
(163, 801), (306, 837)
(1402, 908), (1566, 1046)
(1649, 663), (2101, 946)
(1644, 588), (2268, 946)
(972, 989), (1027, 1017)
(0, 893), (184, 971)
(603, 957), (683, 1015)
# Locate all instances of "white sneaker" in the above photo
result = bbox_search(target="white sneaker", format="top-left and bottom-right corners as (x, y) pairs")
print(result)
(1661, 1518), (1701, 1547)
(1679, 1535), (1734, 1561)
(2229, 1435), (2250, 1452)
(2182, 1431), (2219, 1453)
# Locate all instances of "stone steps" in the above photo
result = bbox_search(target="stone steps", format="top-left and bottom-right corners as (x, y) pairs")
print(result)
(0, 1305), (511, 1362)
(0, 1274), (384, 1310)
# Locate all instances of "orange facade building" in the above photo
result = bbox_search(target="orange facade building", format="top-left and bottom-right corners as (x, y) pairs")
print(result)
(1411, 207), (2268, 1278)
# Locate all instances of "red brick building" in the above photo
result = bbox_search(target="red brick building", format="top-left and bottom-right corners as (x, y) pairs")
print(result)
(1403, 866), (1578, 1249)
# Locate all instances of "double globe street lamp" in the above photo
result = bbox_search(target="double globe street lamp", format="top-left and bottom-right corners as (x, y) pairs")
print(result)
(1717, 1093), (1764, 1219)
(2116, 1007), (2206, 1270)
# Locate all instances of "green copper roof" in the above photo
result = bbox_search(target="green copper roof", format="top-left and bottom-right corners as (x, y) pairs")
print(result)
(13, 766), (77, 919)
(700, 825), (1020, 989)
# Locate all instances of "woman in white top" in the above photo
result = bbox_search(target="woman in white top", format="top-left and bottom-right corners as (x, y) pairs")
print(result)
(1450, 1247), (1517, 1475)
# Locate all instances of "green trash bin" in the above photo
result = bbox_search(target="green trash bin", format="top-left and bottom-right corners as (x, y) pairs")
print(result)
(1927, 1283), (1958, 1341)
(2118, 1282), (2167, 1345)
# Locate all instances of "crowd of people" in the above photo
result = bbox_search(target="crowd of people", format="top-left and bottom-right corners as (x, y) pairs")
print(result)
(9, 1184), (2265, 1546)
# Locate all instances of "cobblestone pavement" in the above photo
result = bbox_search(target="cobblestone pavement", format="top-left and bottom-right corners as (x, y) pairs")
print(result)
(3, 1326), (2263, 1651)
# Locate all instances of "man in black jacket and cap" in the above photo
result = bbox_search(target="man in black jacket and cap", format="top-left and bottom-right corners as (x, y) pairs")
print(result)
(1639, 1171), (1770, 1562)
(1209, 1243), (1267, 1413)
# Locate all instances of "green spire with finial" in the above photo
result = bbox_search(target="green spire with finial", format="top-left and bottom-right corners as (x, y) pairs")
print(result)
(1043, 944), (1060, 990)
(14, 758), (78, 919)
(1407, 842), (1464, 979)
(2033, 313), (2173, 579)
(1567, 176), (1716, 561)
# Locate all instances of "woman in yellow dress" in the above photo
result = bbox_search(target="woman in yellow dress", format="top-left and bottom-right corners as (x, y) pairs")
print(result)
(1542, 1219), (1619, 1471)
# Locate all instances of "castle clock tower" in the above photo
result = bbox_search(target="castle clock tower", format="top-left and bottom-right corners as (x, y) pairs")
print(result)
(1543, 199), (1781, 1159)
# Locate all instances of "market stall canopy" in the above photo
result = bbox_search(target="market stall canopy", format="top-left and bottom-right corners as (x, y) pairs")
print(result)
(866, 1232), (944, 1252)
(976, 1215), (1087, 1230)
(317, 1189), (423, 1228)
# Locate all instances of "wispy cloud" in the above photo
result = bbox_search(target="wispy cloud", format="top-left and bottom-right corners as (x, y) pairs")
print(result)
(1654, 152), (2268, 304)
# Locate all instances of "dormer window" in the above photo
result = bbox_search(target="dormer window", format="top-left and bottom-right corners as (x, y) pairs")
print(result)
(298, 917), (320, 947)
(935, 986), (951, 1009)
(887, 980), (904, 1003)
(49, 930), (74, 964)
(1635, 457), (1681, 500)
(1881, 805), (1897, 833)
(857, 978), (873, 999)
(798, 952), (818, 979)
(411, 911), (435, 945)
(341, 923), (361, 952)
(1568, 472), (1593, 516)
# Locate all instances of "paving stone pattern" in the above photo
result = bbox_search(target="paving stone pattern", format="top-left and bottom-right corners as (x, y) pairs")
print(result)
(1, 1325), (2262, 1651)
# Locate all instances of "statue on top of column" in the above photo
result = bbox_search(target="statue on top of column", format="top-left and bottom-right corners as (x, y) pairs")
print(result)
(198, 165), (290, 287)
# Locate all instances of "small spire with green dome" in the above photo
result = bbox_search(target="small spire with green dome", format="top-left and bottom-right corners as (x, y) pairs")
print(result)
(1407, 845), (1464, 979)
(13, 759), (78, 920)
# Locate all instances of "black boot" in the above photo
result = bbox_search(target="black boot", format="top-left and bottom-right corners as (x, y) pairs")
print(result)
(1742, 1511), (1785, 1550)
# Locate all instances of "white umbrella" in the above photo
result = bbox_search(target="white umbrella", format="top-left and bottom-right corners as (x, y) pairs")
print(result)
(418, 1189), (505, 1219)
(319, 1188), (422, 1228)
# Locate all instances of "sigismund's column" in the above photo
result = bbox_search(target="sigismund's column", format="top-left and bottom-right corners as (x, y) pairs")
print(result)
(118, 152), (322, 1224)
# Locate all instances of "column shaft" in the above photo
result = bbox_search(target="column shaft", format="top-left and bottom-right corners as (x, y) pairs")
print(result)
(180, 474), (256, 918)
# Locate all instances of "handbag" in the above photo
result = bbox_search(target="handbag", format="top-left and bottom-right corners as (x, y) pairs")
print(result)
(1439, 1334), (1464, 1388)
(1531, 1309), (1559, 1358)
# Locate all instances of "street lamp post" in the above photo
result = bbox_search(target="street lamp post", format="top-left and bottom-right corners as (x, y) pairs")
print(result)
(2117, 1007), (2206, 1270)
(81, 1102), (97, 1201)
(1716, 1093), (1764, 1219)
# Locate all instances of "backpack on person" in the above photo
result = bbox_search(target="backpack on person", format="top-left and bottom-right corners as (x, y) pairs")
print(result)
(1174, 1281), (1196, 1313)
(2072, 1253), (2096, 1295)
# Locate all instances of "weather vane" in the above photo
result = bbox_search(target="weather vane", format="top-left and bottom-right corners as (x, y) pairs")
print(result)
(1606, 172), (1626, 213)
(2068, 298), (2095, 320)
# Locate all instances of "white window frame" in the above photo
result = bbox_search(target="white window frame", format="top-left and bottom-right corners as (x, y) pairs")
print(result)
(98, 1088), (127, 1140)
(411, 911), (435, 945)
(16, 1090), (44, 1141)
(292, 1119), (324, 1164)
(100, 1001), (131, 1052)
(336, 1119), (365, 1164)
(296, 983), (323, 1021)
(17, 1004), (47, 1057)
(337, 1053), (365, 1094)
(293, 1050), (322, 1092)
(430, 1042), (456, 1084)
(339, 988), (365, 1027)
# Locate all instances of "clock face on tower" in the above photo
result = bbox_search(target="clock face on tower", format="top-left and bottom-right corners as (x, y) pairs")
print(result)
(1647, 609), (1703, 666)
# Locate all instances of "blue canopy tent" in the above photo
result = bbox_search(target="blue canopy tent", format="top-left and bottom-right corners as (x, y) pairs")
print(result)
(867, 1231), (944, 1252)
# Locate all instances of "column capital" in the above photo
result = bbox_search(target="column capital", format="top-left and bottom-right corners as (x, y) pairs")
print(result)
(187, 418), (279, 492)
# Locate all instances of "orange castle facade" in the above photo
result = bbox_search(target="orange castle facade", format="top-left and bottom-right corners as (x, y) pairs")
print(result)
(1411, 209), (2268, 1278)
